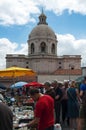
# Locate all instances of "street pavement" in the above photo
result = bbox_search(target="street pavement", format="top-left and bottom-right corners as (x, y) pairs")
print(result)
(61, 124), (70, 130)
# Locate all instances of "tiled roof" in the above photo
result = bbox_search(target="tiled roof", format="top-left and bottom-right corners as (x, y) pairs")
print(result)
(53, 69), (82, 75)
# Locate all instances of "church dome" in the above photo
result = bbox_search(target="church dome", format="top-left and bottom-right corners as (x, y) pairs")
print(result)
(29, 11), (56, 40)
(29, 24), (56, 39)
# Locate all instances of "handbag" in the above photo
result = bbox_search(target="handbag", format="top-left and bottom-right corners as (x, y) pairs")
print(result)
(54, 123), (62, 130)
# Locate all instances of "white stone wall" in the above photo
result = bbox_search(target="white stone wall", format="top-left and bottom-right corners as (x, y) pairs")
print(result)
(28, 58), (57, 73)
(82, 67), (86, 76)
(38, 74), (81, 83)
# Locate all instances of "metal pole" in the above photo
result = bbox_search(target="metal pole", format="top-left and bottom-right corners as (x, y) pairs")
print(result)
(69, 64), (71, 81)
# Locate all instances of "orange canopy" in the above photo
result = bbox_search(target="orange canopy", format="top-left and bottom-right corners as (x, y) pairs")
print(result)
(0, 66), (36, 77)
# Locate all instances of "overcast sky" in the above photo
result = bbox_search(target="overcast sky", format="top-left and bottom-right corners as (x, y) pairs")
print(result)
(0, 0), (86, 69)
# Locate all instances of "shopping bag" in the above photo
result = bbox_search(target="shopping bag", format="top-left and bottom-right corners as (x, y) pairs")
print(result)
(54, 123), (62, 130)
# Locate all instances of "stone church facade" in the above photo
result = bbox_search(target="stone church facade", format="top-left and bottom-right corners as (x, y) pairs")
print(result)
(6, 11), (82, 82)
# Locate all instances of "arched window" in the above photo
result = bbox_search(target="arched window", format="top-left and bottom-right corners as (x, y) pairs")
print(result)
(59, 66), (62, 69)
(40, 42), (46, 53)
(69, 64), (74, 70)
(31, 43), (35, 54)
(71, 65), (74, 70)
(26, 66), (29, 68)
(51, 43), (55, 54)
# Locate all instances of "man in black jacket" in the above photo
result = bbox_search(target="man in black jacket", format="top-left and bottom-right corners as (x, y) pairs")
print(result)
(51, 80), (63, 123)
(44, 81), (55, 99)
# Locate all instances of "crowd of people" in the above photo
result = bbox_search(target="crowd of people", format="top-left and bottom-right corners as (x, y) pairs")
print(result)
(0, 77), (86, 130)
(43, 78), (86, 130)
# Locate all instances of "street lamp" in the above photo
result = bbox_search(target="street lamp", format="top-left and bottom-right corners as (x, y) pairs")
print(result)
(69, 64), (71, 81)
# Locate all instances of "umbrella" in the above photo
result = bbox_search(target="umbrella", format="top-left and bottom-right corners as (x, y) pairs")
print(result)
(24, 81), (44, 88)
(0, 66), (36, 77)
(0, 83), (6, 90)
(10, 81), (28, 89)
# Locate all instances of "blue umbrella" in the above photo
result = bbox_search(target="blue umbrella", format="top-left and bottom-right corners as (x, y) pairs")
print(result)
(10, 81), (28, 89)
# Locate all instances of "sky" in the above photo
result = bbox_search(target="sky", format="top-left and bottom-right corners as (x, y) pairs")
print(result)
(0, 0), (86, 69)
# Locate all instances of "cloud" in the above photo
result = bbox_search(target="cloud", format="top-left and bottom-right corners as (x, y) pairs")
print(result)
(0, 0), (86, 25)
(0, 38), (27, 69)
(57, 33), (86, 66)
(0, 0), (40, 25)
(38, 0), (86, 15)
(0, 34), (86, 69)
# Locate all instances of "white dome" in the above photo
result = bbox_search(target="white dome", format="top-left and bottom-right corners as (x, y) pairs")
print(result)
(29, 24), (56, 40)
(28, 11), (56, 40)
